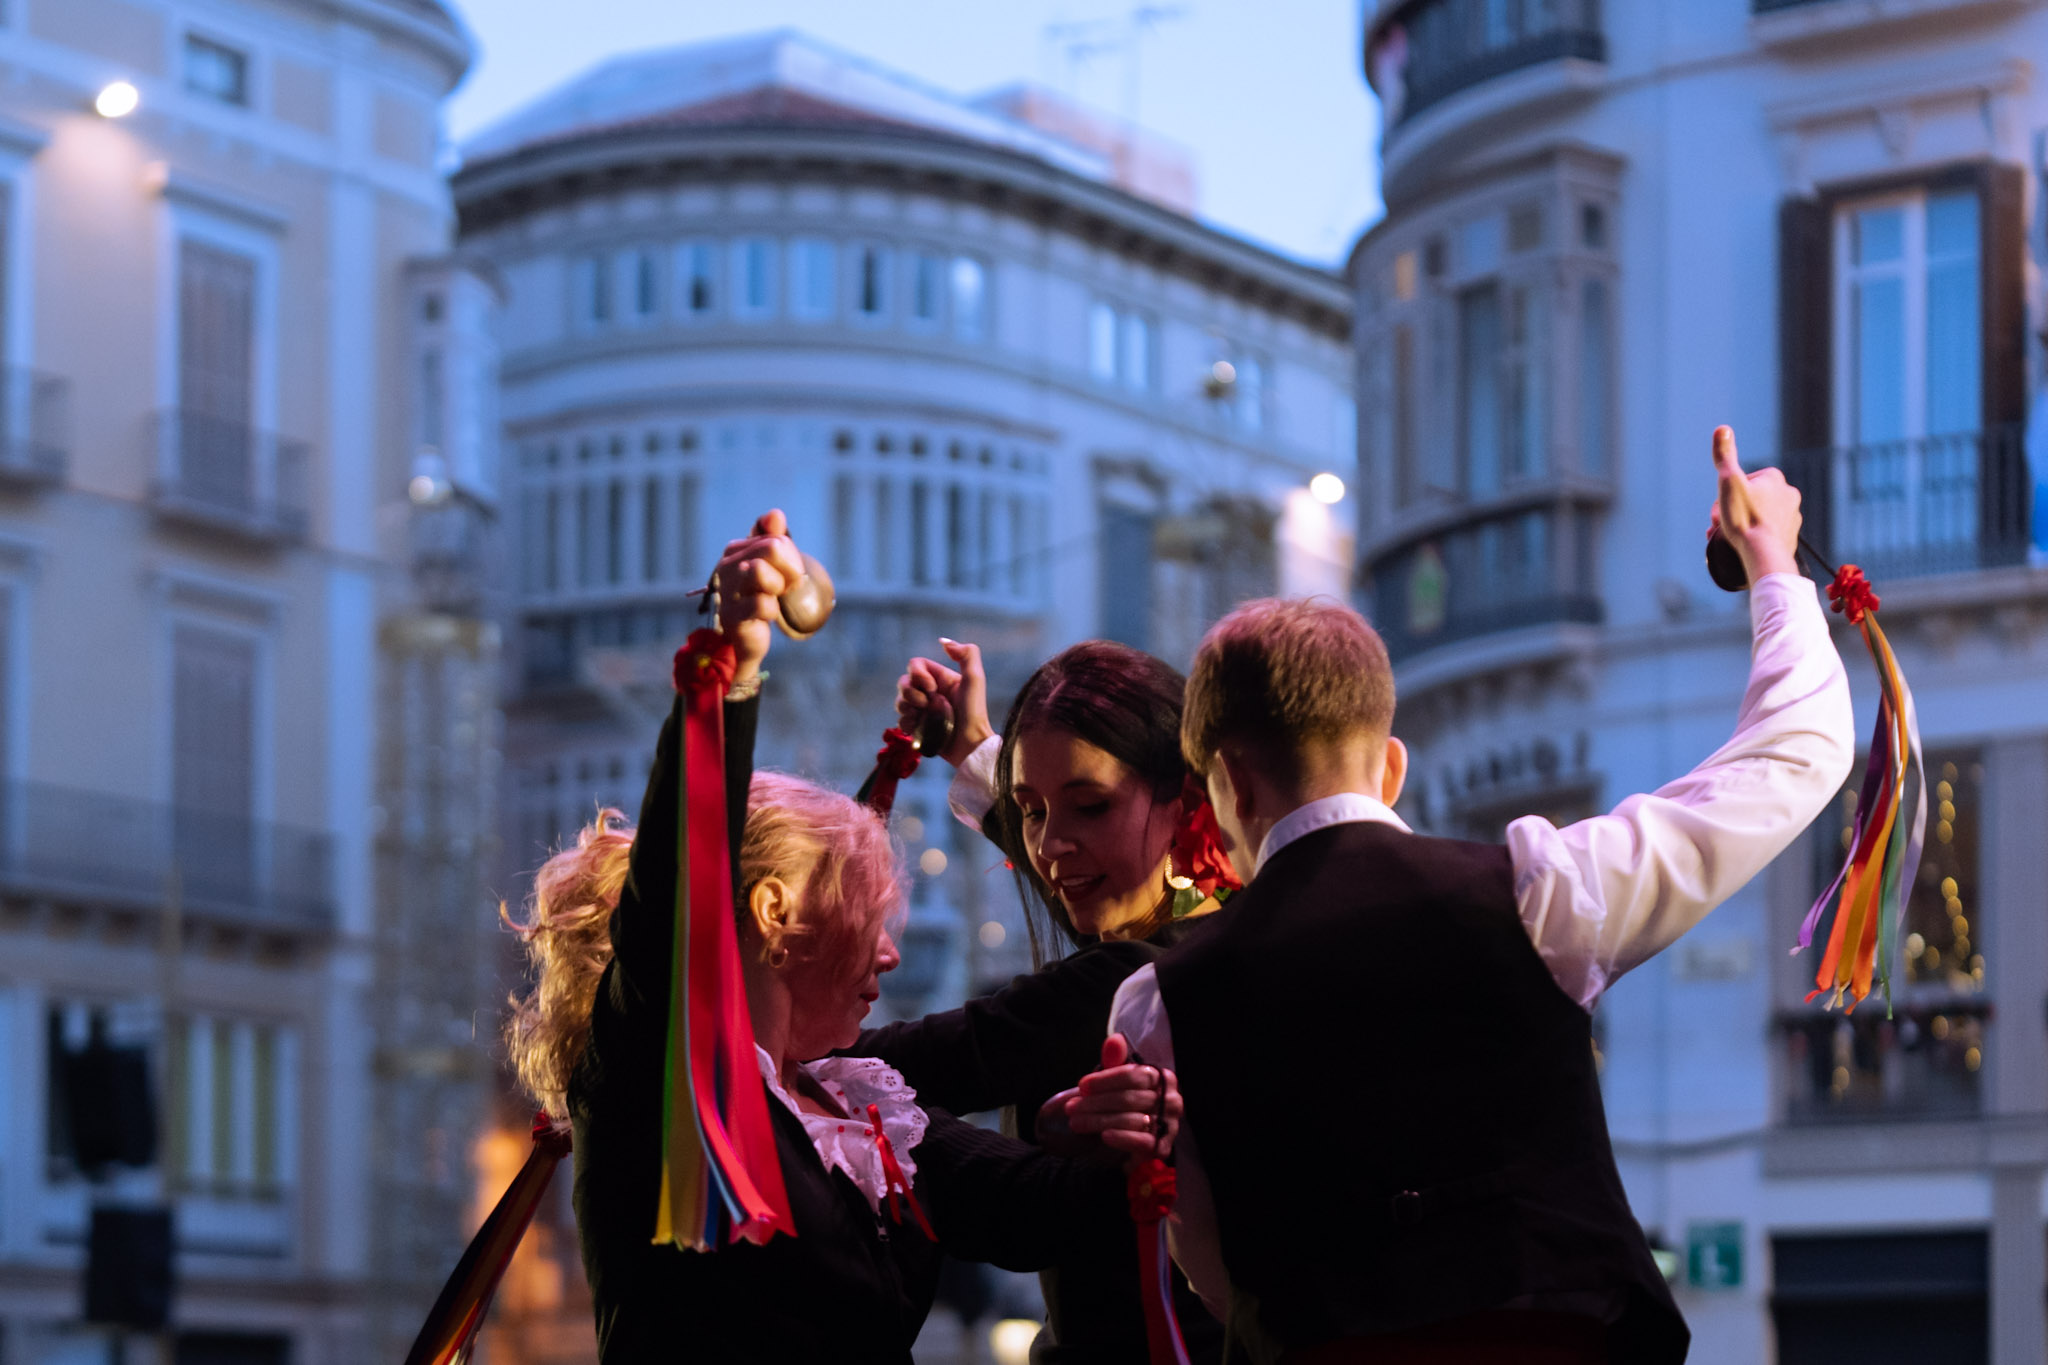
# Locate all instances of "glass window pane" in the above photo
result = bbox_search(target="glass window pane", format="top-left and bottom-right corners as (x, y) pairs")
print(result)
(1460, 285), (1504, 496)
(1853, 207), (1905, 266)
(683, 242), (716, 314)
(1122, 314), (1153, 391)
(1089, 303), (1118, 380)
(912, 253), (941, 321)
(1579, 278), (1610, 476)
(1853, 276), (1906, 443)
(1927, 191), (1978, 258)
(951, 257), (985, 339)
(1236, 357), (1265, 433)
(859, 247), (887, 315)
(1926, 193), (1981, 437)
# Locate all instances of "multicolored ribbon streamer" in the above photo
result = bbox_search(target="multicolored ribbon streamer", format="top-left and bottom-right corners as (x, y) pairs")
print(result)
(403, 1114), (572, 1365)
(655, 630), (794, 1250)
(1793, 565), (1927, 1015)
(1128, 1156), (1193, 1365)
(854, 727), (923, 817)
(866, 1102), (937, 1239)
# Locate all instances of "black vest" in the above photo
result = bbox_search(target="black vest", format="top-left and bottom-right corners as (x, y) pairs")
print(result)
(1155, 821), (1688, 1364)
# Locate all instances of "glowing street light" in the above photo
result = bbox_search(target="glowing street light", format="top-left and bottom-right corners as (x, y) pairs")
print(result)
(95, 81), (140, 119)
(1309, 472), (1346, 505)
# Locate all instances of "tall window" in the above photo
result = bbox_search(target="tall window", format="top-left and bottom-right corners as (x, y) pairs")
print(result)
(184, 35), (249, 107)
(735, 238), (775, 318)
(164, 1012), (297, 1197)
(172, 623), (257, 894)
(1235, 354), (1266, 433)
(1121, 314), (1154, 392)
(1098, 503), (1155, 648)
(178, 240), (256, 499)
(1089, 303), (1119, 381)
(790, 238), (835, 320)
(641, 476), (662, 583)
(679, 241), (716, 315)
(950, 257), (986, 340)
(1837, 191), (1981, 445)
(1459, 285), (1503, 496)
(675, 475), (700, 581)
(910, 252), (942, 325)
(631, 249), (659, 320)
(910, 481), (932, 586)
(856, 245), (889, 319)
(1578, 279), (1611, 476)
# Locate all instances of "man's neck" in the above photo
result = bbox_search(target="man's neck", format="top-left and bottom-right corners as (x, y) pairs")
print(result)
(1246, 784), (1382, 870)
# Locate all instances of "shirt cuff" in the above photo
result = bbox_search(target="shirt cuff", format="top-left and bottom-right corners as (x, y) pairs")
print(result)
(946, 733), (1001, 830)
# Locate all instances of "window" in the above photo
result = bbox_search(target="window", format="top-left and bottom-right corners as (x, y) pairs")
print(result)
(833, 476), (858, 578)
(172, 623), (258, 894)
(1235, 354), (1266, 433)
(1578, 279), (1611, 475)
(46, 1000), (158, 1180)
(164, 1012), (298, 1197)
(790, 238), (835, 320)
(734, 237), (775, 317)
(874, 478), (897, 582)
(1099, 503), (1155, 648)
(576, 485), (599, 587)
(417, 349), (443, 455)
(1121, 314), (1154, 392)
(675, 476), (700, 581)
(184, 35), (249, 107)
(910, 481), (932, 585)
(1501, 285), (1545, 480)
(1089, 303), (1119, 381)
(856, 246), (889, 319)
(1459, 285), (1503, 496)
(950, 257), (986, 340)
(631, 249), (659, 320)
(641, 476), (662, 583)
(1393, 324), (1417, 505)
(946, 484), (970, 588)
(605, 480), (625, 585)
(679, 241), (716, 315)
(910, 252), (942, 325)
(177, 240), (257, 496)
(1837, 191), (1980, 445)
(578, 254), (612, 327)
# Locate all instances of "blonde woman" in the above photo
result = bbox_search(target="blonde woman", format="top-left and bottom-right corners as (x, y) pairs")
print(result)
(503, 512), (1179, 1362)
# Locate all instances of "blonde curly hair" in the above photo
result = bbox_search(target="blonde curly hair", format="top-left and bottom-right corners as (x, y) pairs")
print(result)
(501, 772), (906, 1116)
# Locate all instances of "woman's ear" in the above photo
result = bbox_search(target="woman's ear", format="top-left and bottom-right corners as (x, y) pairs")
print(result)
(749, 875), (792, 961)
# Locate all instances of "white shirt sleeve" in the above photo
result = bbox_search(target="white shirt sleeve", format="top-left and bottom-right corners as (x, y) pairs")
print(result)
(1508, 572), (1857, 1008)
(946, 733), (1002, 831)
(1110, 965), (1231, 1318)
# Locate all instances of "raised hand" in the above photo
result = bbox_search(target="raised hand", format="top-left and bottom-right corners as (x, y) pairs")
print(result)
(714, 510), (805, 685)
(1707, 425), (1802, 584)
(894, 637), (994, 766)
(1064, 1033), (1182, 1160)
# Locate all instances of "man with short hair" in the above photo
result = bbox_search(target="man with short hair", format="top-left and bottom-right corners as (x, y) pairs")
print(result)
(1108, 429), (1854, 1363)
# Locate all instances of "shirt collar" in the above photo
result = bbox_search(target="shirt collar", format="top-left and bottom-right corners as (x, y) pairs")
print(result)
(1254, 792), (1411, 875)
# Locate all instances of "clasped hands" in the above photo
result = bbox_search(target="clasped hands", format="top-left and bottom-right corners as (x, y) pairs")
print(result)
(1038, 1034), (1183, 1166)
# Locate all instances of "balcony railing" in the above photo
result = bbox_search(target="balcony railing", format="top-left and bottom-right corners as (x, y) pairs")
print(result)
(1752, 0), (1831, 10)
(1368, 504), (1603, 662)
(149, 410), (311, 544)
(0, 780), (335, 933)
(1778, 1002), (1986, 1124)
(1382, 0), (1606, 126)
(1784, 426), (2028, 582)
(0, 368), (69, 485)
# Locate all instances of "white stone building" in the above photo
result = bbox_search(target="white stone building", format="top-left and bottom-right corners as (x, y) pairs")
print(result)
(0, 2), (488, 1362)
(452, 30), (1357, 1038)
(1354, 1), (2048, 1360)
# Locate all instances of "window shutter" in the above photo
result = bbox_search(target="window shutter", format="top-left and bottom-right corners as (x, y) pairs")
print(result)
(178, 242), (254, 426)
(1778, 196), (1831, 560)
(1978, 162), (2027, 563)
(172, 625), (255, 818)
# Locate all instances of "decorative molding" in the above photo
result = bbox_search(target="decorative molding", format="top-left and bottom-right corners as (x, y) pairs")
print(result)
(144, 565), (285, 627)
(143, 164), (291, 236)
(1765, 56), (2030, 135)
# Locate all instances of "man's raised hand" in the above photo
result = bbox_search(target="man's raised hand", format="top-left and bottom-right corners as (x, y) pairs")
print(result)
(1708, 425), (1802, 584)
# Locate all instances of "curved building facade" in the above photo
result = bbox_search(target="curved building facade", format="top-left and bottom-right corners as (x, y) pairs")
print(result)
(455, 32), (1355, 1023)
(1354, 1), (2048, 1359)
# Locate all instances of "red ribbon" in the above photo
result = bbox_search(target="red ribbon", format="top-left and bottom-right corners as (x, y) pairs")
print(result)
(1827, 564), (1882, 625)
(866, 1102), (936, 1240)
(403, 1114), (572, 1365)
(1127, 1156), (1193, 1365)
(861, 728), (924, 818)
(673, 629), (792, 1246)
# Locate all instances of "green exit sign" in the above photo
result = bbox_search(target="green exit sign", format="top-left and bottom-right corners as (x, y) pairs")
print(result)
(1687, 1221), (1744, 1290)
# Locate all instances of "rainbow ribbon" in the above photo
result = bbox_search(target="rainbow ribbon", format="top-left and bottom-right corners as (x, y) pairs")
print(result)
(654, 630), (794, 1250)
(402, 1114), (571, 1365)
(1793, 566), (1927, 1015)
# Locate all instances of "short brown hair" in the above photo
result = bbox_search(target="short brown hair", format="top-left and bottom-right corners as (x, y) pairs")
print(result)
(1181, 597), (1395, 777)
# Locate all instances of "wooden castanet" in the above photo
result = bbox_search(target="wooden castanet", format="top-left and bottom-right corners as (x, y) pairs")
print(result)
(775, 552), (836, 640)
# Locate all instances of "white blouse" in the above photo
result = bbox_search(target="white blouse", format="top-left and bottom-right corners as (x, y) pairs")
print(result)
(755, 1047), (927, 1214)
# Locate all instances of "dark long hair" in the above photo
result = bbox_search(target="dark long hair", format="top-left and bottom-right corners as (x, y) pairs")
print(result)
(991, 640), (1189, 965)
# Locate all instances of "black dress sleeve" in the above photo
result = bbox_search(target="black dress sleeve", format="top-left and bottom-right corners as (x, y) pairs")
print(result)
(605, 688), (761, 1020)
(848, 939), (1157, 1120)
(915, 1108), (1129, 1272)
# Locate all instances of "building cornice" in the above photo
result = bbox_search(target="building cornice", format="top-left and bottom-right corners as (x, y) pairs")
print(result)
(452, 122), (1352, 340)
(304, 0), (474, 92)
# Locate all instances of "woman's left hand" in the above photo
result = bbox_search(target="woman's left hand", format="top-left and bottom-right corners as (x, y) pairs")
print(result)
(1064, 1034), (1181, 1159)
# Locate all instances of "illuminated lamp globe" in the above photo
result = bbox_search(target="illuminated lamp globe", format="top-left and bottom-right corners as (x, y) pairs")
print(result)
(95, 82), (140, 119)
(990, 1319), (1041, 1365)
(1309, 472), (1346, 505)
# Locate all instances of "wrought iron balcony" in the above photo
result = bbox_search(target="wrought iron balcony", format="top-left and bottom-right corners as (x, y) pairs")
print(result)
(1777, 1002), (1986, 1124)
(0, 781), (335, 933)
(1375, 0), (1606, 127)
(1783, 426), (2028, 582)
(1367, 503), (1603, 662)
(149, 410), (311, 544)
(0, 368), (69, 485)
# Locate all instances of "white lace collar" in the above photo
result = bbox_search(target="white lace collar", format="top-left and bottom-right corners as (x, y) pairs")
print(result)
(755, 1047), (928, 1214)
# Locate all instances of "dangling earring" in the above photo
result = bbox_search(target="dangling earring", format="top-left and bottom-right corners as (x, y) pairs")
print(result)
(766, 942), (789, 968)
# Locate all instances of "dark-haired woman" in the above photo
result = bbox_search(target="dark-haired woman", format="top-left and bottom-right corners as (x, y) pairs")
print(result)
(849, 637), (1236, 1365)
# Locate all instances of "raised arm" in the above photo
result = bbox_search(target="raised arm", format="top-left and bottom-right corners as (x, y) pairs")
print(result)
(1508, 428), (1857, 1006)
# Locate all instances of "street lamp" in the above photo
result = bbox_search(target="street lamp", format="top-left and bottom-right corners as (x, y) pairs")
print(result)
(1310, 472), (1346, 505)
(95, 82), (140, 119)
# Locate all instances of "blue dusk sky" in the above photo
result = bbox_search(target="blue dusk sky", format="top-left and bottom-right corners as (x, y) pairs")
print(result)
(446, 0), (1385, 268)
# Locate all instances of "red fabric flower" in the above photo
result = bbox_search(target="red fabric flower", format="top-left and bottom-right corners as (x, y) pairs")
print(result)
(1827, 565), (1881, 625)
(673, 629), (737, 696)
(876, 728), (922, 781)
(1127, 1156), (1177, 1223)
(1169, 781), (1241, 898)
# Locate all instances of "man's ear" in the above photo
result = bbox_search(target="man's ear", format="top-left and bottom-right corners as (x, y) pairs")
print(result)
(1216, 745), (1258, 830)
(1379, 736), (1409, 809)
(748, 875), (791, 955)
